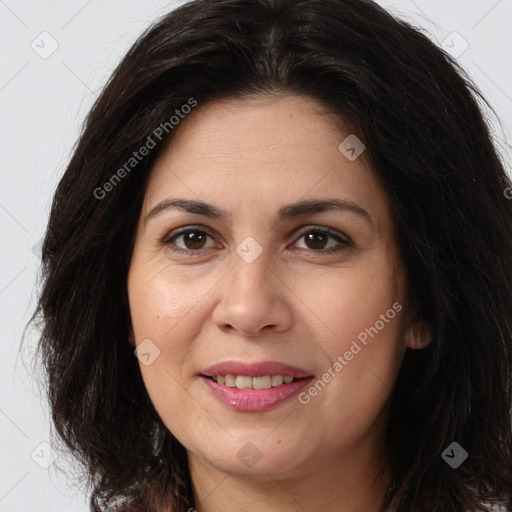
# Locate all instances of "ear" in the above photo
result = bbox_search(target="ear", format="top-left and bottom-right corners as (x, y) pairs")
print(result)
(405, 313), (432, 350)
(128, 324), (136, 348)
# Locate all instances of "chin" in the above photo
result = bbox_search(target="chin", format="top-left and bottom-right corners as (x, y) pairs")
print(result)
(191, 439), (310, 479)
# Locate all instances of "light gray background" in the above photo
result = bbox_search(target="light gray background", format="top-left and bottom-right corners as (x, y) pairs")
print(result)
(1, 0), (511, 510)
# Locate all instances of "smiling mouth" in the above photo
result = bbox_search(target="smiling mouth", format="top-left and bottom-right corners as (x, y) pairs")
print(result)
(202, 374), (306, 389)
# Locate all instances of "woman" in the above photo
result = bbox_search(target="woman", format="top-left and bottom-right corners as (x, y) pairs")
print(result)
(30, 0), (512, 510)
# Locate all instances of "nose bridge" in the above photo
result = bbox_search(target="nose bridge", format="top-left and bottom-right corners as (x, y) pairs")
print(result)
(230, 234), (273, 296)
(212, 233), (292, 335)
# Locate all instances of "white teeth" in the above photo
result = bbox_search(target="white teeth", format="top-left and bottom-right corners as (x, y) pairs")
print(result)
(253, 375), (272, 389)
(224, 374), (236, 387)
(235, 375), (253, 389)
(212, 374), (296, 389)
(271, 375), (284, 386)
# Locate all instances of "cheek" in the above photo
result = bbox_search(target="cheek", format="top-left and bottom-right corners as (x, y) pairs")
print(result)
(128, 258), (214, 348)
(127, 263), (192, 385)
(294, 261), (406, 429)
(298, 258), (405, 355)
(127, 267), (200, 436)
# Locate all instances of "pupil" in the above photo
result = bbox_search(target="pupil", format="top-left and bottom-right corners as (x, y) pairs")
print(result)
(185, 232), (205, 249)
(306, 232), (326, 250)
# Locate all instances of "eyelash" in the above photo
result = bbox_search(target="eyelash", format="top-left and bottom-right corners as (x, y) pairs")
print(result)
(162, 225), (352, 257)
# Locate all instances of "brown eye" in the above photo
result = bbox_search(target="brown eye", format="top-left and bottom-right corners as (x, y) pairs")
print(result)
(294, 228), (351, 253)
(180, 231), (209, 250)
(303, 231), (329, 250)
(163, 225), (350, 257)
(164, 228), (215, 255)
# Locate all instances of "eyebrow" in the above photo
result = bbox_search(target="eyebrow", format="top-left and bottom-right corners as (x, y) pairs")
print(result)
(145, 197), (373, 225)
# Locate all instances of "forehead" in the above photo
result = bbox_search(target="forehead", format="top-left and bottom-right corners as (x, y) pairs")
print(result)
(143, 93), (391, 229)
(155, 93), (350, 167)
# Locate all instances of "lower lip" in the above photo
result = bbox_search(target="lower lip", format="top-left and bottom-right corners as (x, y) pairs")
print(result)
(200, 375), (314, 411)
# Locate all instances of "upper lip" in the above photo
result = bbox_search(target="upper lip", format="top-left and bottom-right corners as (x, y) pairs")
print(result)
(201, 360), (313, 379)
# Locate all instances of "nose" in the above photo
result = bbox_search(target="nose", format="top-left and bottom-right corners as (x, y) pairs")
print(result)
(211, 249), (294, 338)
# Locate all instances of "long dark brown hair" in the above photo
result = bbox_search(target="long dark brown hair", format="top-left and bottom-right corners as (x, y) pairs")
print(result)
(27, 0), (512, 510)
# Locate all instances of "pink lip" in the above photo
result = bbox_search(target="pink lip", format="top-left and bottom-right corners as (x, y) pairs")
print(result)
(200, 375), (314, 411)
(201, 360), (313, 379)
(199, 360), (314, 412)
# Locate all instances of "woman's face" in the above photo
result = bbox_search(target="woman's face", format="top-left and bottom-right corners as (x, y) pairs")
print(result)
(127, 93), (421, 481)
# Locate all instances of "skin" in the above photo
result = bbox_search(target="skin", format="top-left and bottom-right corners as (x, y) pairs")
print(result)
(127, 93), (429, 512)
